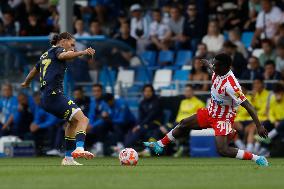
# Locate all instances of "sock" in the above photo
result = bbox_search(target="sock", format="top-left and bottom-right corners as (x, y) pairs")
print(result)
(65, 136), (76, 159)
(235, 149), (259, 162)
(75, 130), (86, 150)
(158, 129), (175, 147)
(246, 143), (254, 152)
(268, 129), (278, 139)
(234, 139), (245, 150)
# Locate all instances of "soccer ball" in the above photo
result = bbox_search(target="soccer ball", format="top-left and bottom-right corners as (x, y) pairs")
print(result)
(119, 148), (138, 166)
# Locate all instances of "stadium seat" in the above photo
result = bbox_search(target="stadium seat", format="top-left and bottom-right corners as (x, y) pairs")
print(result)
(116, 69), (135, 88)
(173, 70), (189, 82)
(241, 32), (254, 48)
(140, 51), (157, 68)
(190, 129), (219, 157)
(158, 50), (174, 65)
(174, 50), (193, 68)
(134, 66), (152, 83)
(153, 69), (172, 90)
(99, 68), (117, 87)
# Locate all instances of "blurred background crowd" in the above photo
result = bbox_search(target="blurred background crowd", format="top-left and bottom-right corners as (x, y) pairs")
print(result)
(1, 0), (284, 157)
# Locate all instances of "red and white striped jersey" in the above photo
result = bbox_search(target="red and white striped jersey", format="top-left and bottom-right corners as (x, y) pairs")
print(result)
(208, 70), (247, 119)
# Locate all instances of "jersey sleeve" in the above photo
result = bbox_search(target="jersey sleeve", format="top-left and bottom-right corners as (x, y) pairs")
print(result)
(226, 83), (247, 106)
(54, 47), (66, 58)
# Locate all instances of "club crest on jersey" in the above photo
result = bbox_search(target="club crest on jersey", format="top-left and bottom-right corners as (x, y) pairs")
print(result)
(212, 94), (223, 105)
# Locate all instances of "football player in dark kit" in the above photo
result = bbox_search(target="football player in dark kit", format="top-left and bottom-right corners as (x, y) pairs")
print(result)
(21, 32), (95, 165)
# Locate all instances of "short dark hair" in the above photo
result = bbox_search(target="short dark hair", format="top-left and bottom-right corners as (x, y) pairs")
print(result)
(73, 86), (83, 92)
(143, 84), (155, 93)
(92, 83), (103, 89)
(152, 8), (161, 13)
(261, 39), (274, 47)
(273, 83), (284, 93)
(50, 32), (74, 45)
(214, 53), (232, 68)
(254, 76), (264, 83)
(223, 41), (237, 49)
(265, 60), (276, 67)
(103, 93), (114, 102)
(185, 84), (193, 89)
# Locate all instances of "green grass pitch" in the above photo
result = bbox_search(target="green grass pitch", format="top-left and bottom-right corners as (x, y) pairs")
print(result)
(0, 157), (283, 189)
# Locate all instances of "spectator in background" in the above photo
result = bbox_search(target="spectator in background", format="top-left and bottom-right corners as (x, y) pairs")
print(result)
(241, 56), (264, 82)
(124, 84), (163, 156)
(0, 20), (5, 36)
(148, 8), (170, 51)
(130, 4), (149, 40)
(246, 78), (270, 152)
(195, 43), (209, 59)
(2, 11), (16, 36)
(228, 28), (248, 58)
(275, 41), (284, 76)
(89, 19), (104, 36)
(263, 60), (282, 90)
(21, 13), (47, 36)
(0, 83), (18, 136)
(189, 56), (209, 91)
(181, 3), (204, 52)
(259, 39), (276, 67)
(255, 83), (284, 144)
(223, 41), (247, 78)
(29, 92), (59, 155)
(202, 20), (224, 54)
(173, 85), (205, 156)
(13, 93), (34, 139)
(115, 22), (136, 50)
(252, 0), (283, 47)
(110, 10), (128, 38)
(74, 19), (90, 51)
(73, 87), (91, 116)
(87, 84), (111, 156)
(103, 93), (136, 156)
(243, 4), (257, 32)
(164, 6), (185, 50)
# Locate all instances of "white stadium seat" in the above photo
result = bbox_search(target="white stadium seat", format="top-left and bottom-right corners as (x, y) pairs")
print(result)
(153, 69), (172, 90)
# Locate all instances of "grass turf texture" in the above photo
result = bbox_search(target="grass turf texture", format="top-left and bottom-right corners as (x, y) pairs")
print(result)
(0, 157), (283, 189)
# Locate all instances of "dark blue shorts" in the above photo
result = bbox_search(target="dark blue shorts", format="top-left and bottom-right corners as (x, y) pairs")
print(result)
(41, 93), (80, 121)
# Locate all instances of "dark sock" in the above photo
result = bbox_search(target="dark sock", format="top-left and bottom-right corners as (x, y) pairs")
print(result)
(75, 130), (86, 149)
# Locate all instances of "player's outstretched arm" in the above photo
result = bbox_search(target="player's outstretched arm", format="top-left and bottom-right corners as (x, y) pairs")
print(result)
(241, 100), (268, 138)
(21, 66), (39, 88)
(58, 47), (95, 61)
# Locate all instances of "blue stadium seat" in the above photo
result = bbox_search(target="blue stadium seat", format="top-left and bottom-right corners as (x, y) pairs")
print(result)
(140, 51), (157, 68)
(241, 32), (254, 48)
(173, 70), (189, 82)
(99, 68), (117, 87)
(134, 66), (152, 83)
(175, 50), (192, 67)
(158, 50), (174, 65)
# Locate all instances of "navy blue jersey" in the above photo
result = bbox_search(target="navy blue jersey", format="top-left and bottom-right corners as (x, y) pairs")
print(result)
(36, 46), (66, 95)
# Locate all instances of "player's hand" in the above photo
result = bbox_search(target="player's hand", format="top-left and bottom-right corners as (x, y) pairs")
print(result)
(83, 47), (95, 56)
(257, 125), (268, 138)
(30, 124), (40, 133)
(21, 82), (29, 88)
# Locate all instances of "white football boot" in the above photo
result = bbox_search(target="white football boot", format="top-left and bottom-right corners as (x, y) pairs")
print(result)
(61, 158), (83, 166)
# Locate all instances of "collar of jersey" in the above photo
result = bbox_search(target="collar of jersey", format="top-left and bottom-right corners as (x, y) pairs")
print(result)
(218, 70), (232, 79)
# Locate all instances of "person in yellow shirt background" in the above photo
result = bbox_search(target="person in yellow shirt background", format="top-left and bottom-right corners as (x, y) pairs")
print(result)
(233, 87), (253, 150)
(173, 84), (205, 157)
(245, 78), (271, 153)
(255, 83), (284, 145)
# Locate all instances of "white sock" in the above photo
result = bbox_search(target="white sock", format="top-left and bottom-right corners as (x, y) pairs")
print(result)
(65, 156), (73, 160)
(235, 149), (244, 159)
(246, 143), (254, 152)
(235, 139), (245, 150)
(76, 147), (84, 151)
(268, 129), (278, 139)
(236, 149), (259, 162)
(158, 129), (175, 147)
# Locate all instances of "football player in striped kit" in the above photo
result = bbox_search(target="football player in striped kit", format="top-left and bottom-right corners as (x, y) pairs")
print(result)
(144, 53), (269, 166)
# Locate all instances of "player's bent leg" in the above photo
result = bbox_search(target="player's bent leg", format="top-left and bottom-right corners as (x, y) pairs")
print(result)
(215, 135), (269, 166)
(70, 110), (94, 159)
(144, 114), (201, 155)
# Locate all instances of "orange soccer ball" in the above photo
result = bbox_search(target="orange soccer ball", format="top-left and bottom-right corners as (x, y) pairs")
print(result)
(119, 148), (139, 166)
